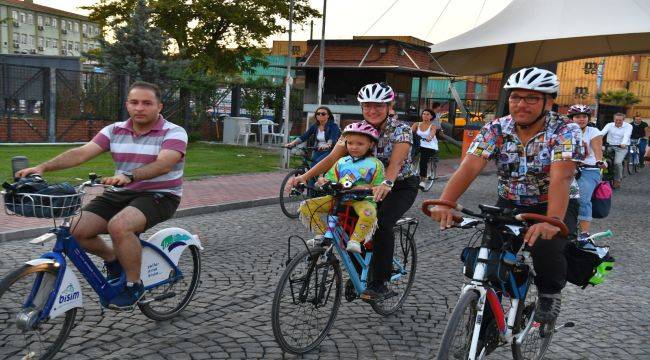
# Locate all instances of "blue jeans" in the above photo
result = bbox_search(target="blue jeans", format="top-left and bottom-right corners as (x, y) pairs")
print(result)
(635, 138), (647, 164)
(577, 169), (601, 221)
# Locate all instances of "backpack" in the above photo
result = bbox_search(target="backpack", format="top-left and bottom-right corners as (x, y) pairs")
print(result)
(591, 181), (612, 219)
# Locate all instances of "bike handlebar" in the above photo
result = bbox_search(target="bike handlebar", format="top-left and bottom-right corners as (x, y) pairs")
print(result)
(421, 199), (570, 237)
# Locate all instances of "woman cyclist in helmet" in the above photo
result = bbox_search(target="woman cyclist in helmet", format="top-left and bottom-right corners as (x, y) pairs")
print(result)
(426, 67), (585, 324)
(566, 104), (606, 240)
(288, 82), (419, 301)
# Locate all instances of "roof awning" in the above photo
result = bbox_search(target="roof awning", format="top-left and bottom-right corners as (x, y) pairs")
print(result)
(429, 0), (650, 75)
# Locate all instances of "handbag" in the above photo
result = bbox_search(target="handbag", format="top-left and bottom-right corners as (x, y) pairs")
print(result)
(591, 181), (612, 219)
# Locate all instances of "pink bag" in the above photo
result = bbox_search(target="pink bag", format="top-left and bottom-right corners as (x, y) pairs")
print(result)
(591, 181), (612, 219)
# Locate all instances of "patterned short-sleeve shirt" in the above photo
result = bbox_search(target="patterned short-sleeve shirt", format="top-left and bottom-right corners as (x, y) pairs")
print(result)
(466, 112), (584, 206)
(338, 118), (415, 181)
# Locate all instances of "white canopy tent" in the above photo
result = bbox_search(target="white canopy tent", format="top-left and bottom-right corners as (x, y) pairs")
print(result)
(429, 0), (650, 76)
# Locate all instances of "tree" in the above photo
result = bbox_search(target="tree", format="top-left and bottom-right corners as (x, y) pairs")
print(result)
(84, 0), (319, 75)
(241, 77), (280, 121)
(599, 89), (641, 107)
(93, 0), (169, 82)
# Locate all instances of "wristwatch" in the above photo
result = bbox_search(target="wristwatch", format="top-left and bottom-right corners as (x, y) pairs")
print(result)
(123, 171), (135, 183)
(382, 179), (394, 188)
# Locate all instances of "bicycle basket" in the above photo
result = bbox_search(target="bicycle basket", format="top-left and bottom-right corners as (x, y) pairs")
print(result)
(565, 240), (615, 288)
(2, 182), (83, 219)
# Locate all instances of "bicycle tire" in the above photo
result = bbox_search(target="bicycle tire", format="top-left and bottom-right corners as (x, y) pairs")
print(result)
(271, 247), (342, 354)
(139, 245), (201, 321)
(0, 264), (77, 360)
(280, 168), (308, 219)
(511, 280), (554, 360)
(370, 226), (417, 316)
(436, 290), (481, 360)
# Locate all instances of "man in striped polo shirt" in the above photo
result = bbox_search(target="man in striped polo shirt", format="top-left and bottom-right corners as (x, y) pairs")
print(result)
(16, 81), (188, 307)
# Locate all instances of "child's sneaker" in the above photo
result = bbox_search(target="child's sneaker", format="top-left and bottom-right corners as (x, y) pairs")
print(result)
(306, 235), (326, 247)
(346, 241), (362, 254)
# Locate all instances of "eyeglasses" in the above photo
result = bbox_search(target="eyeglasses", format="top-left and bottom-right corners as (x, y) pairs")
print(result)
(315, 112), (328, 116)
(509, 95), (544, 105)
(388, 113), (396, 118)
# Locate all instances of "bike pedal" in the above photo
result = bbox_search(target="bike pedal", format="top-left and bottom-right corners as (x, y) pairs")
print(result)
(554, 321), (575, 332)
(139, 292), (176, 304)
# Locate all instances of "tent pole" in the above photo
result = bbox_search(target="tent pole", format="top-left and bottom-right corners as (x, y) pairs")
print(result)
(496, 43), (516, 117)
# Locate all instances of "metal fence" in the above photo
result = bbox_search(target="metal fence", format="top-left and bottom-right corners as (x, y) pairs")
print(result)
(1, 63), (304, 143)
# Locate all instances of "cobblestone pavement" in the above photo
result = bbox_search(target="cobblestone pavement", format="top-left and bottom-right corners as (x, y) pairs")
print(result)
(0, 170), (647, 359)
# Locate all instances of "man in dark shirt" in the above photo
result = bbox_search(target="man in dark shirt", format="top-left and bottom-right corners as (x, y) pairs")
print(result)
(631, 116), (648, 168)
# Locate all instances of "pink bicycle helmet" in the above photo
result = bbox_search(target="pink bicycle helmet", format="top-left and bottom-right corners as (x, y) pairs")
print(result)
(342, 122), (380, 142)
(567, 104), (592, 118)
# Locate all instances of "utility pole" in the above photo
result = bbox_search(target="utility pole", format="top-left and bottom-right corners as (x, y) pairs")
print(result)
(594, 57), (606, 125)
(281, 0), (295, 169)
(316, 0), (327, 106)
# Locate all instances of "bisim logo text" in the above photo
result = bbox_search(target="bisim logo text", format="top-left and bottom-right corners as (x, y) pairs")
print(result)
(59, 284), (80, 303)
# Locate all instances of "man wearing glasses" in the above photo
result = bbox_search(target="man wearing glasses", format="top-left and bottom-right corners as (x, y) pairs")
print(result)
(427, 68), (584, 324)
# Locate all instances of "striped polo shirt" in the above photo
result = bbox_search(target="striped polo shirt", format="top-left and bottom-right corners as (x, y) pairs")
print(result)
(92, 115), (188, 197)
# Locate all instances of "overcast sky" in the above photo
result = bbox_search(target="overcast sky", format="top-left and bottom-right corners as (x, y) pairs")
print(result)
(39, 0), (512, 45)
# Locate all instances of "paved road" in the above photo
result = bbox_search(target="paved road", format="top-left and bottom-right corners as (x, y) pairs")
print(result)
(1, 171), (648, 359)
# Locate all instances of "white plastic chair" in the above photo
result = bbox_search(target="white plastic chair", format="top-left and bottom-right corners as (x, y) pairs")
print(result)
(236, 122), (257, 146)
(258, 119), (282, 144)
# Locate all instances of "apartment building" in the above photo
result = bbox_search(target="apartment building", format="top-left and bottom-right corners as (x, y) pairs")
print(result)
(0, 0), (101, 57)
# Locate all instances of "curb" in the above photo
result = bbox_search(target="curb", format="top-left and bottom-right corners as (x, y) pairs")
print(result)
(0, 196), (281, 243)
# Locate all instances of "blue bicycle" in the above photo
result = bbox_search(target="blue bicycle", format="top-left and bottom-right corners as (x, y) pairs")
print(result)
(0, 174), (203, 360)
(271, 182), (418, 354)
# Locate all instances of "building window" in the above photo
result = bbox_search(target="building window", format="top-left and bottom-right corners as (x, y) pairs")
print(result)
(61, 20), (65, 29)
(52, 39), (58, 49)
(74, 42), (80, 51)
(12, 10), (18, 21)
(20, 12), (26, 23)
(62, 40), (67, 49)
(67, 21), (72, 31)
(82, 24), (87, 33)
(74, 22), (79, 32)
(21, 34), (27, 45)
(37, 15), (43, 26)
(52, 18), (57, 28)
(29, 35), (35, 46)
(45, 38), (51, 48)
(68, 42), (73, 50)
(38, 37), (44, 47)
(27, 14), (34, 25)
(45, 16), (51, 26)
(12, 33), (19, 43)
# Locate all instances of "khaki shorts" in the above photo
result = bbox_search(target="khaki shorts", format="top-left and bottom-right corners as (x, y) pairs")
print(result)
(83, 190), (180, 230)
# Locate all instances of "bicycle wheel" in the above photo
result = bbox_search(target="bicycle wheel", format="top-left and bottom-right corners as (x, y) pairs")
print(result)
(436, 290), (480, 360)
(511, 281), (554, 360)
(0, 264), (76, 360)
(271, 247), (342, 354)
(371, 225), (417, 316)
(280, 168), (308, 219)
(139, 245), (201, 321)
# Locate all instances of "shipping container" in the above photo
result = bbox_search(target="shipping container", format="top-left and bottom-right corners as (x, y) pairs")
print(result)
(557, 55), (633, 81)
(556, 79), (628, 106)
(270, 41), (308, 57)
(627, 106), (650, 118)
(486, 78), (502, 100)
(636, 56), (650, 81)
(466, 80), (477, 99)
(629, 80), (650, 107)
(488, 73), (502, 80)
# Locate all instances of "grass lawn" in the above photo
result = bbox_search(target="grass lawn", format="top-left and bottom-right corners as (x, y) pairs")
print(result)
(1, 143), (283, 183)
(0, 140), (461, 183)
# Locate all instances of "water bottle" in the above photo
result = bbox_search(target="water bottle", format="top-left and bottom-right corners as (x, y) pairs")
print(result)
(11, 156), (29, 180)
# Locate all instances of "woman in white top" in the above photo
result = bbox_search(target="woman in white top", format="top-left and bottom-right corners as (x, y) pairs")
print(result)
(411, 108), (438, 188)
(567, 105), (606, 239)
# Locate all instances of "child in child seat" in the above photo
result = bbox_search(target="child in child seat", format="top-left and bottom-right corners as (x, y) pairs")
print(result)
(298, 122), (384, 253)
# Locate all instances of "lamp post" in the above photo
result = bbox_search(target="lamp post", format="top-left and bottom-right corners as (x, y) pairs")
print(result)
(281, 0), (295, 169)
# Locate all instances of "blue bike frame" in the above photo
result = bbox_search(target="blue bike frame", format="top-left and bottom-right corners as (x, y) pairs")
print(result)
(26, 224), (183, 320)
(323, 213), (407, 295)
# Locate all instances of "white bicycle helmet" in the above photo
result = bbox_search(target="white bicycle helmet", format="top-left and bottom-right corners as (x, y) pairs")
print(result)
(357, 82), (395, 103)
(504, 67), (559, 96)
